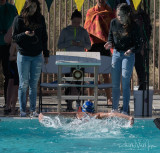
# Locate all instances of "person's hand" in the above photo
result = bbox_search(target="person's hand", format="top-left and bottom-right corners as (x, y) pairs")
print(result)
(25, 31), (35, 37)
(44, 57), (48, 64)
(39, 113), (44, 122)
(124, 49), (132, 56)
(104, 42), (112, 50)
(130, 117), (134, 126)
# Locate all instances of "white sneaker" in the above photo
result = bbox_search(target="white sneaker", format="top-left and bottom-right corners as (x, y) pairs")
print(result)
(111, 109), (119, 113)
(20, 111), (26, 117)
(121, 111), (128, 115)
(30, 111), (39, 117)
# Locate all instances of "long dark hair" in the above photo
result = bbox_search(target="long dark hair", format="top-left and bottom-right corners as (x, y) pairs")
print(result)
(116, 3), (133, 33)
(20, 0), (42, 29)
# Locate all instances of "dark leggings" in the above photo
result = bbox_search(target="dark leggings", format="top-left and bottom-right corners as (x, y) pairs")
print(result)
(0, 45), (10, 104)
(135, 52), (146, 90)
(8, 61), (19, 85)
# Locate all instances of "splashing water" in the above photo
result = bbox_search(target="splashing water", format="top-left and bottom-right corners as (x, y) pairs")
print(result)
(40, 115), (131, 138)
(0, 119), (159, 153)
(40, 116), (62, 128)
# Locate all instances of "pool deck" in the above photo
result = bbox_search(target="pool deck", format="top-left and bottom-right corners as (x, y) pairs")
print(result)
(0, 95), (160, 118)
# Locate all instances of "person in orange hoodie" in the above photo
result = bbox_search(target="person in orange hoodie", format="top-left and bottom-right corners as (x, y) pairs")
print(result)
(84, 0), (115, 105)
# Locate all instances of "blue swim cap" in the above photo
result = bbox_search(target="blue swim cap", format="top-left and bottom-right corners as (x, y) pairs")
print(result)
(82, 101), (94, 113)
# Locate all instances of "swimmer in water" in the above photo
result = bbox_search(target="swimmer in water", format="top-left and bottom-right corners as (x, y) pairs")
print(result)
(39, 101), (134, 125)
(76, 101), (134, 125)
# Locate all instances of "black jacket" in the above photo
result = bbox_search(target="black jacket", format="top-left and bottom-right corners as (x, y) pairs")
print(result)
(12, 15), (49, 57)
(108, 18), (141, 53)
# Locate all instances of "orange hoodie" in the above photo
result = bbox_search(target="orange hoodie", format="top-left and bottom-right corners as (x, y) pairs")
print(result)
(84, 4), (115, 45)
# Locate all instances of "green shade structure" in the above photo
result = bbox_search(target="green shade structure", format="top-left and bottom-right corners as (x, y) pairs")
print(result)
(45, 0), (53, 12)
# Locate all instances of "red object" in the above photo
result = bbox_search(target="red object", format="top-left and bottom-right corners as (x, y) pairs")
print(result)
(110, 48), (114, 54)
(85, 48), (88, 52)
(77, 106), (82, 112)
(84, 4), (115, 46)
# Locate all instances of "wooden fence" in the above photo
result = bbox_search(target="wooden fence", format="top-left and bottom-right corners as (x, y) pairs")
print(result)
(2, 0), (160, 94)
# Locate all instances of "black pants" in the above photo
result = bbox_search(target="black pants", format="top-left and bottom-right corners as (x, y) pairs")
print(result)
(0, 45), (10, 104)
(135, 52), (146, 90)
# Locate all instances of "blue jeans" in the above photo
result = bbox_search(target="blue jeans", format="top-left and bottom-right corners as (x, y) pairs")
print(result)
(17, 52), (42, 112)
(112, 49), (135, 113)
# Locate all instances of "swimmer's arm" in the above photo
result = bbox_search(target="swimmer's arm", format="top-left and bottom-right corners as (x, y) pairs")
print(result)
(95, 112), (134, 125)
(39, 113), (44, 122)
(96, 112), (130, 120)
(111, 112), (131, 120)
(95, 113), (111, 119)
(9, 42), (17, 61)
(109, 112), (134, 125)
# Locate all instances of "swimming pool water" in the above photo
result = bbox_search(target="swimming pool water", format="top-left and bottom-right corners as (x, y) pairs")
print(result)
(0, 117), (159, 153)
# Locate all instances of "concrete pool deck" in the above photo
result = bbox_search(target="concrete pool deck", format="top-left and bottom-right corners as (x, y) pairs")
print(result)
(0, 95), (160, 118)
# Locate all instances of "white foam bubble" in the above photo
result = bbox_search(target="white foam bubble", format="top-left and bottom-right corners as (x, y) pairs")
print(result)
(40, 115), (131, 138)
